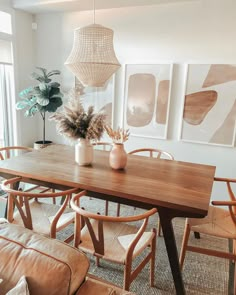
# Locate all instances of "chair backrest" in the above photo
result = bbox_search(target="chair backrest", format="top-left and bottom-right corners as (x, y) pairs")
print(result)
(70, 190), (157, 256)
(0, 146), (33, 160)
(92, 142), (112, 151)
(128, 148), (174, 160)
(1, 177), (78, 231)
(212, 177), (236, 215)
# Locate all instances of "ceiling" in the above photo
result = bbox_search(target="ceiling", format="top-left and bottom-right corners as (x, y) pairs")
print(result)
(12, 0), (197, 14)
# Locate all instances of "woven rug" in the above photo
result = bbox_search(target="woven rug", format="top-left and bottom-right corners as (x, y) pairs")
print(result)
(59, 198), (230, 295)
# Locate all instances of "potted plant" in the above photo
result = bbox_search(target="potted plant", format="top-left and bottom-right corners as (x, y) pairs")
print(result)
(50, 89), (106, 166)
(16, 67), (63, 149)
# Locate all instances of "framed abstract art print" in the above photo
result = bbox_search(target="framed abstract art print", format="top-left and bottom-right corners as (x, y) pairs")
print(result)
(180, 64), (236, 147)
(75, 76), (115, 127)
(123, 64), (173, 139)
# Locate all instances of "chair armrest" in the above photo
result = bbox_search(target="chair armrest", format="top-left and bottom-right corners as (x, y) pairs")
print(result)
(214, 177), (236, 183)
(212, 200), (236, 206)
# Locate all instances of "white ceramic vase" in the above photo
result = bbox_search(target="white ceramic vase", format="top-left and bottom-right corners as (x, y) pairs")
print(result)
(109, 143), (127, 170)
(75, 138), (93, 166)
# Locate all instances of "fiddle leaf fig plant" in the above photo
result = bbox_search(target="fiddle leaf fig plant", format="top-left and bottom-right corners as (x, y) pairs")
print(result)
(16, 67), (63, 144)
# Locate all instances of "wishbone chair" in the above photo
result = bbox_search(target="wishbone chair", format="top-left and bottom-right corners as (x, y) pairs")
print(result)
(71, 190), (157, 291)
(2, 177), (79, 242)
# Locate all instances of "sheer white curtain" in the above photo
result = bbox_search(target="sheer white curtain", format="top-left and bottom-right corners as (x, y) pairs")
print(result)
(0, 10), (15, 147)
(0, 63), (15, 146)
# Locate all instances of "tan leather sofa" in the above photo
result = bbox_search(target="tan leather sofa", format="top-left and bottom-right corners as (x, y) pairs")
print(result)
(0, 222), (134, 295)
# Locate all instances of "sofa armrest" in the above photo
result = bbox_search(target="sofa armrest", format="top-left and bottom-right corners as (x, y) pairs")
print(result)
(0, 223), (89, 295)
(76, 274), (135, 295)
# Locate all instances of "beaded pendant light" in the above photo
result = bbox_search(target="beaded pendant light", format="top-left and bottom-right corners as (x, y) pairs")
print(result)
(65, 0), (120, 87)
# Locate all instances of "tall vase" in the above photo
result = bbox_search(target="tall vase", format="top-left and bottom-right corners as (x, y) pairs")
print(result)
(109, 143), (127, 170)
(75, 138), (93, 166)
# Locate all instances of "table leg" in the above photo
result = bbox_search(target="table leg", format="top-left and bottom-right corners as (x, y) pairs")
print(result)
(158, 208), (185, 295)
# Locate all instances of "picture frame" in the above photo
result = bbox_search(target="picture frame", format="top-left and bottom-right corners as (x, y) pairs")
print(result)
(123, 63), (173, 139)
(75, 75), (115, 128)
(180, 64), (236, 147)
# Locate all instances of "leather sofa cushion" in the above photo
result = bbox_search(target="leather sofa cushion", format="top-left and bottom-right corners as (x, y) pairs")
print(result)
(0, 223), (89, 295)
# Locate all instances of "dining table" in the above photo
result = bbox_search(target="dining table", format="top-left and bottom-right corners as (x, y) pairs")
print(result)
(0, 144), (216, 295)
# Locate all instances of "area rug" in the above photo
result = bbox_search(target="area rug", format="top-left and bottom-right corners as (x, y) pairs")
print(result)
(59, 198), (229, 295)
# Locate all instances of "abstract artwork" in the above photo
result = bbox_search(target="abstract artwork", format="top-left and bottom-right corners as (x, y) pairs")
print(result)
(123, 64), (172, 139)
(180, 64), (236, 146)
(75, 76), (114, 127)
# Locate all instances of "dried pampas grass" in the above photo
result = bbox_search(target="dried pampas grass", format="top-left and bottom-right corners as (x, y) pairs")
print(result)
(50, 89), (106, 141)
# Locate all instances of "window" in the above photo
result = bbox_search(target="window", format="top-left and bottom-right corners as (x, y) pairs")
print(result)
(0, 11), (12, 34)
(0, 64), (15, 146)
(0, 10), (15, 147)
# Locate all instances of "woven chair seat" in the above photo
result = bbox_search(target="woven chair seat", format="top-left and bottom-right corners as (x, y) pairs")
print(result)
(13, 200), (74, 237)
(79, 220), (154, 264)
(188, 205), (236, 239)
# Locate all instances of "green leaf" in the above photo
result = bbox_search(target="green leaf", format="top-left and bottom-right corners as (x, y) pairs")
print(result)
(44, 97), (62, 112)
(37, 96), (50, 106)
(16, 100), (30, 110)
(24, 105), (39, 117)
(47, 70), (61, 77)
(29, 96), (37, 104)
(49, 82), (60, 88)
(35, 85), (50, 98)
(49, 87), (60, 96)
(51, 93), (63, 99)
(19, 87), (33, 99)
(39, 83), (48, 92)
(35, 67), (47, 75)
(31, 67), (51, 83)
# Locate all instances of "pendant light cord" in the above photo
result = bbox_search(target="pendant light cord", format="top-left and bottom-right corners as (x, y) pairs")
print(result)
(93, 0), (95, 24)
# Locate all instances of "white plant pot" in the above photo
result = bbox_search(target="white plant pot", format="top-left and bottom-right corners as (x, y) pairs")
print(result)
(75, 138), (93, 166)
(34, 140), (53, 150)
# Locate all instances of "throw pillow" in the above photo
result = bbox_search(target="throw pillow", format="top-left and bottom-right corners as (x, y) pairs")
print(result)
(6, 276), (30, 295)
(0, 218), (8, 224)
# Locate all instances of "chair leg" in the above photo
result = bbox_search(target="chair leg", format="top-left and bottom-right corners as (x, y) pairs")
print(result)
(96, 256), (100, 267)
(179, 221), (191, 270)
(124, 262), (131, 291)
(150, 228), (156, 287)
(116, 203), (120, 217)
(157, 221), (162, 237)
(105, 201), (109, 216)
(234, 255), (236, 295)
(51, 189), (56, 204)
(232, 240), (236, 264)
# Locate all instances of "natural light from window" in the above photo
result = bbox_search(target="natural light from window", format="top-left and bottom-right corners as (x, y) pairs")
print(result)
(0, 11), (12, 34)
(0, 10), (15, 149)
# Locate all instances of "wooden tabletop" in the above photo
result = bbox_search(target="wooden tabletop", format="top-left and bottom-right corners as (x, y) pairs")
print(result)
(0, 144), (216, 217)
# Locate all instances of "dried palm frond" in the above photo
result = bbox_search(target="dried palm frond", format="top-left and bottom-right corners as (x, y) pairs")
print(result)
(50, 89), (106, 141)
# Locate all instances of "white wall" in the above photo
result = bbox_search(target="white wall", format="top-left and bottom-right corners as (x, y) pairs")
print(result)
(13, 9), (37, 146)
(33, 0), (236, 183)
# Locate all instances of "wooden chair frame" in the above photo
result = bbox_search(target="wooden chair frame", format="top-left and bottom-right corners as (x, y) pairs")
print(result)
(0, 146), (33, 160)
(71, 190), (157, 291)
(0, 146), (57, 203)
(179, 177), (236, 294)
(128, 148), (174, 160)
(2, 177), (78, 242)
